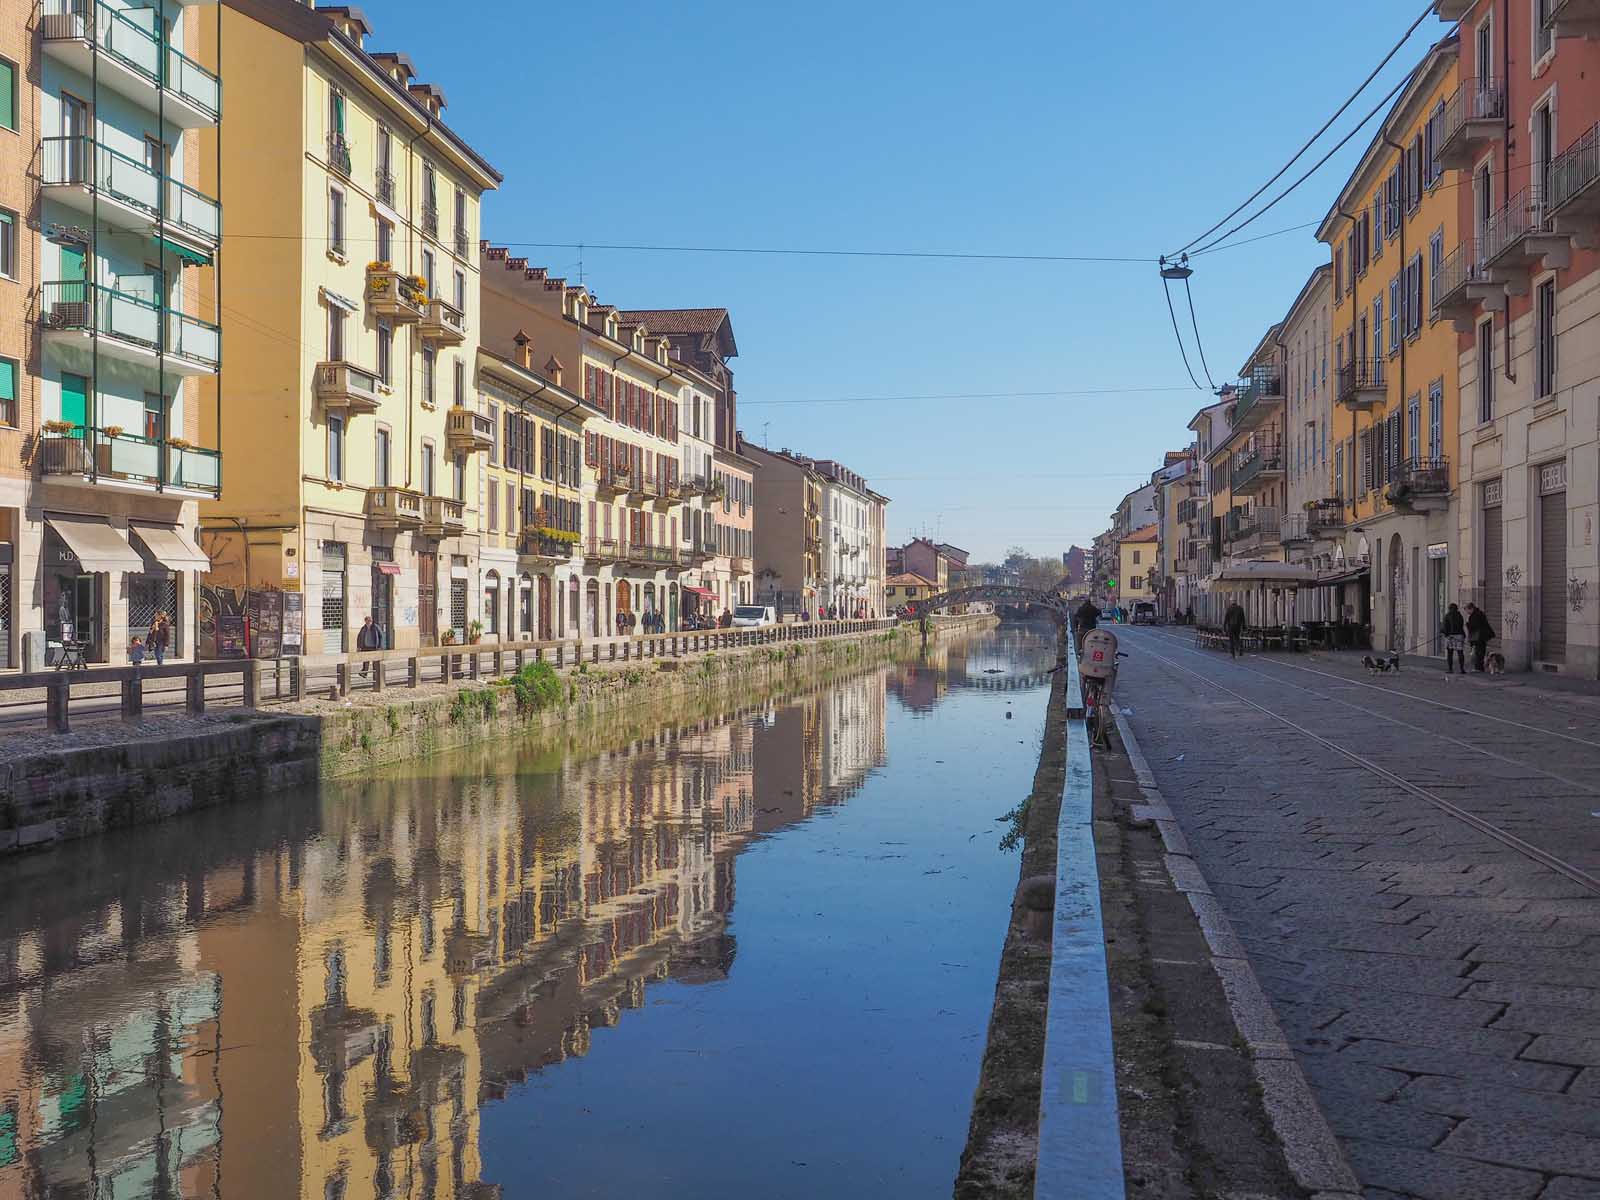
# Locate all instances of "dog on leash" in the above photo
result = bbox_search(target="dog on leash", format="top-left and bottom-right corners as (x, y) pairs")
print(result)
(1485, 652), (1506, 675)
(1362, 652), (1401, 674)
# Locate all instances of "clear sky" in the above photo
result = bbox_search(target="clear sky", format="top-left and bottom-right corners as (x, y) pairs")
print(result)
(365, 0), (1447, 562)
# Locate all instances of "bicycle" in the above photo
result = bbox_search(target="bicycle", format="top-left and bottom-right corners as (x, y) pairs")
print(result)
(1077, 627), (1127, 750)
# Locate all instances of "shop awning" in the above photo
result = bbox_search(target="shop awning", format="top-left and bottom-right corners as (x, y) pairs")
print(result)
(375, 562), (401, 576)
(131, 524), (211, 571)
(153, 236), (212, 267)
(320, 287), (359, 313)
(683, 586), (717, 598)
(1318, 564), (1372, 587)
(46, 515), (144, 574)
(1213, 563), (1318, 586)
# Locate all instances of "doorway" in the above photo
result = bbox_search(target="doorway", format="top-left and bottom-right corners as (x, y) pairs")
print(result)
(417, 551), (438, 644)
(1388, 534), (1406, 653)
(537, 575), (551, 641)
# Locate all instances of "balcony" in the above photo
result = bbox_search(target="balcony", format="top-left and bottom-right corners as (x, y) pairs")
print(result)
(1335, 359), (1385, 411)
(1483, 186), (1572, 280)
(652, 482), (682, 511)
(375, 166), (395, 208)
(730, 554), (752, 574)
(1306, 498), (1347, 536)
(1546, 0), (1600, 39)
(1434, 0), (1474, 16)
(421, 496), (466, 539)
(454, 225), (470, 258)
(1431, 240), (1502, 329)
(1231, 365), (1284, 433)
(585, 538), (627, 564)
(1225, 508), (1282, 556)
(38, 426), (221, 498)
(366, 486), (423, 529)
(40, 0), (220, 128)
(1386, 457), (1451, 510)
(315, 361), (382, 415)
(629, 545), (687, 571)
(365, 265), (425, 323)
(596, 465), (632, 497)
(421, 201), (439, 239)
(419, 297), (466, 346)
(40, 137), (220, 251)
(42, 282), (219, 377)
(1280, 513), (1311, 545)
(1232, 440), (1284, 495)
(446, 406), (494, 453)
(1549, 122), (1600, 237)
(519, 528), (578, 562)
(1435, 78), (1506, 171)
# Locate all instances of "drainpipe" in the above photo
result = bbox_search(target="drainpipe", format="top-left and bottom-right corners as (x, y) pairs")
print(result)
(1336, 201), (1360, 522)
(402, 116), (433, 488)
(1382, 129), (1408, 477)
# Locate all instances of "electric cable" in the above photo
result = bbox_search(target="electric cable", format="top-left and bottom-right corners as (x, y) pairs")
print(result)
(1181, 273), (1216, 390)
(1161, 275), (1202, 390)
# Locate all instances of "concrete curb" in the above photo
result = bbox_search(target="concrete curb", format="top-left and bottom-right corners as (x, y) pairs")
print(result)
(1114, 710), (1362, 1200)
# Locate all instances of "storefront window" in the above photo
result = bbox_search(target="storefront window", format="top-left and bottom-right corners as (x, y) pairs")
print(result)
(44, 528), (101, 663)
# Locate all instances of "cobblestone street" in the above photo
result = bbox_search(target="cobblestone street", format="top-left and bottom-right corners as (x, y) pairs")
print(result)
(1114, 627), (1600, 1200)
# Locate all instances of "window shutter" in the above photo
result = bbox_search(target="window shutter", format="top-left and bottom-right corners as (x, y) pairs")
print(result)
(585, 431), (597, 465)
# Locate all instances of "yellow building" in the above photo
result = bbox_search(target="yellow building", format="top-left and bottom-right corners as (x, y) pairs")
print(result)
(1317, 34), (1460, 651)
(885, 572), (936, 607)
(1118, 525), (1157, 603)
(196, 1), (501, 654)
(475, 343), (592, 641)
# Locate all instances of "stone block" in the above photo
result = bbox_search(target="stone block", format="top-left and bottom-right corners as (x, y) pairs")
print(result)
(1523, 1035), (1600, 1067)
(1398, 1075), (1600, 1136)
(1438, 1118), (1600, 1179)
(1343, 1139), (1543, 1200)
(1340, 1039), (1576, 1092)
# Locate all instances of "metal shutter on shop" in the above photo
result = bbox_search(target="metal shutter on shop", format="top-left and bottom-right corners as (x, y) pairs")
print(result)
(1482, 502), (1503, 644)
(1539, 476), (1568, 663)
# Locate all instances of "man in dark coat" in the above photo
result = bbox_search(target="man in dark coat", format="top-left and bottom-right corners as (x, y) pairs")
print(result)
(1465, 602), (1495, 672)
(1440, 603), (1466, 674)
(1223, 602), (1248, 659)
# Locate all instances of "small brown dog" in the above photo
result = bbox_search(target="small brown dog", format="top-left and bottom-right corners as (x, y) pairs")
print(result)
(1485, 652), (1506, 675)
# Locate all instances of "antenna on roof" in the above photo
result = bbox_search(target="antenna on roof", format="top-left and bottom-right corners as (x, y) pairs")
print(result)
(577, 242), (584, 287)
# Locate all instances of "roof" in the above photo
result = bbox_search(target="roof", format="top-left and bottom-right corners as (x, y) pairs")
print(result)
(617, 309), (738, 357)
(1122, 524), (1158, 544)
(888, 573), (937, 589)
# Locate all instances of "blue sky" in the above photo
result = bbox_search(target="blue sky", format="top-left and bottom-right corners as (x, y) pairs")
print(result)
(369, 0), (1447, 561)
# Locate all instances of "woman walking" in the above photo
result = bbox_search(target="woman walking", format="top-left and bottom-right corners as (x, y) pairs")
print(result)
(148, 611), (171, 666)
(1440, 603), (1466, 675)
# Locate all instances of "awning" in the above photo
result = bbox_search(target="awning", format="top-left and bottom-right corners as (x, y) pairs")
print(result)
(320, 287), (359, 313)
(46, 515), (144, 574)
(683, 586), (717, 598)
(1318, 564), (1372, 587)
(375, 562), (402, 576)
(130, 524), (210, 571)
(153, 236), (212, 267)
(1213, 562), (1318, 586)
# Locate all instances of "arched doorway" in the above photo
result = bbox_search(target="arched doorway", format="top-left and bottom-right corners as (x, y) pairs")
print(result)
(616, 579), (632, 627)
(587, 579), (600, 637)
(643, 582), (657, 620)
(669, 582), (679, 631)
(518, 574), (533, 638)
(537, 575), (552, 641)
(483, 571), (501, 638)
(1388, 533), (1406, 652)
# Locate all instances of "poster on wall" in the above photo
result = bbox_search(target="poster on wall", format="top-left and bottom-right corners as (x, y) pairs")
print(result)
(214, 615), (248, 659)
(281, 592), (304, 656)
(246, 590), (283, 658)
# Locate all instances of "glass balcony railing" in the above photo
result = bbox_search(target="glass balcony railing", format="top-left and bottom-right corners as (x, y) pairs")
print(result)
(38, 425), (221, 496)
(40, 136), (220, 245)
(42, 281), (221, 371)
(41, 0), (220, 122)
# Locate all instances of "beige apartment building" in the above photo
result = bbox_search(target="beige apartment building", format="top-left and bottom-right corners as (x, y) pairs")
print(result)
(197, 1), (500, 655)
(744, 441), (824, 617)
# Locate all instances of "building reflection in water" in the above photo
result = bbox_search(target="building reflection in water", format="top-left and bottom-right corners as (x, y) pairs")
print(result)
(0, 669), (895, 1200)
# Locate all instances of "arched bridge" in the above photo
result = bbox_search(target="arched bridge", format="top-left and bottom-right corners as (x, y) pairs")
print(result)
(909, 585), (1073, 616)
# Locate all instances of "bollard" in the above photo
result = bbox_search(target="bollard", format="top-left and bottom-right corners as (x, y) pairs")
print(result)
(555, 645), (565, 668)
(293, 658), (306, 701)
(242, 660), (259, 709)
(408, 656), (420, 688)
(469, 652), (481, 681)
(121, 675), (143, 720)
(47, 678), (70, 733)
(186, 671), (206, 714)
(336, 663), (349, 697)
(372, 659), (386, 693)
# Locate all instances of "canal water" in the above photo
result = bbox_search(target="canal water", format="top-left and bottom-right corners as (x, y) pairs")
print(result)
(0, 624), (1057, 1199)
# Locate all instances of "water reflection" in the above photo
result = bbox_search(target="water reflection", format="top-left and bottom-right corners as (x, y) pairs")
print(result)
(0, 628), (1051, 1199)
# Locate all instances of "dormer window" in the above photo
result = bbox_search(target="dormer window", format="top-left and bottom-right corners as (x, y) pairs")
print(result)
(574, 301), (586, 323)
(633, 332), (642, 351)
(606, 319), (616, 339)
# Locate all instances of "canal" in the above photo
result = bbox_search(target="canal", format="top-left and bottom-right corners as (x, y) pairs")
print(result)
(0, 623), (1058, 1199)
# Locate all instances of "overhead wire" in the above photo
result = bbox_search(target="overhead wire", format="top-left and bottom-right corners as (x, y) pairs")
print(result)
(1180, 273), (1216, 390)
(1170, 0), (1439, 258)
(1160, 274), (1202, 390)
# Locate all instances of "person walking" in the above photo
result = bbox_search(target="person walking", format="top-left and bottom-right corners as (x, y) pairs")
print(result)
(1223, 601), (1247, 660)
(357, 615), (382, 677)
(148, 611), (171, 666)
(1465, 602), (1495, 672)
(1072, 597), (1100, 655)
(1440, 603), (1467, 675)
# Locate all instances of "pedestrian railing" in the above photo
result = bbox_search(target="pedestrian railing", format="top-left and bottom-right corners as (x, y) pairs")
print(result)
(5, 619), (907, 734)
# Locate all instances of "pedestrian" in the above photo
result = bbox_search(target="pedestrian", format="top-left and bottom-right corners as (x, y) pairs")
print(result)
(1465, 602), (1495, 672)
(1073, 597), (1100, 654)
(148, 611), (171, 666)
(1223, 601), (1247, 659)
(128, 636), (146, 666)
(357, 614), (382, 676)
(1440, 603), (1467, 675)
(1184, 604), (1195, 626)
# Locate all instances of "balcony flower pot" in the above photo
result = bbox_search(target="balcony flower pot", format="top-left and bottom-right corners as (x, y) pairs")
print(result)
(42, 420), (77, 435)
(467, 620), (483, 644)
(169, 438), (194, 450)
(102, 425), (124, 440)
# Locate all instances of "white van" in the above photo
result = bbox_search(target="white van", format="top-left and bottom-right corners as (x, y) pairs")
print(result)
(731, 605), (777, 628)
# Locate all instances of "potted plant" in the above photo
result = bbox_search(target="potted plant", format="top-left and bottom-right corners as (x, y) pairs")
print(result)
(467, 619), (483, 644)
(168, 437), (193, 450)
(366, 260), (393, 273)
(42, 419), (76, 435)
(441, 628), (457, 645)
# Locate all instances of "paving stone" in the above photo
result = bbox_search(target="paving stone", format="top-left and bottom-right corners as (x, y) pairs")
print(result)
(1572, 1068), (1600, 1098)
(1538, 1177), (1600, 1199)
(1525, 1036), (1600, 1067)
(1343, 1138), (1544, 1199)
(1338, 1039), (1576, 1092)
(1397, 1075), (1600, 1136)
(1463, 961), (1600, 990)
(1331, 929), (1477, 959)
(1493, 1005), (1600, 1037)
(1316, 1091), (1455, 1150)
(1299, 1056), (1411, 1101)
(1321, 1013), (1532, 1058)
(1280, 985), (1501, 1030)
(1439, 1118), (1600, 1179)
(1462, 980), (1600, 1010)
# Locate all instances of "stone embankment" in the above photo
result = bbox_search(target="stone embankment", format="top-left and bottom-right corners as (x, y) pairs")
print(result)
(1, 615), (996, 855)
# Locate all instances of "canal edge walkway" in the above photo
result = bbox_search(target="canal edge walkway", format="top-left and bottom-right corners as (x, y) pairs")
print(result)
(1113, 710), (1362, 1200)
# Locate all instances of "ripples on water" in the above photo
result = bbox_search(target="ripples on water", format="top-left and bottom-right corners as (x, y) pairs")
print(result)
(0, 625), (1057, 1199)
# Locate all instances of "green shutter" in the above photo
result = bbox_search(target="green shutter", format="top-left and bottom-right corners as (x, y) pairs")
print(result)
(0, 60), (13, 132)
(60, 373), (87, 433)
(0, 360), (13, 405)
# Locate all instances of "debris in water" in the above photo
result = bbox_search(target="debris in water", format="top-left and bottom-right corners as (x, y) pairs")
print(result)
(1174, 754), (1185, 762)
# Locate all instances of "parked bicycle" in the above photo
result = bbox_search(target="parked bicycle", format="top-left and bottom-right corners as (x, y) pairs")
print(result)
(1078, 627), (1127, 749)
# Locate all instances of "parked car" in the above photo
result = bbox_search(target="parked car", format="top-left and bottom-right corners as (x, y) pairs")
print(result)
(1132, 602), (1158, 625)
(731, 605), (778, 628)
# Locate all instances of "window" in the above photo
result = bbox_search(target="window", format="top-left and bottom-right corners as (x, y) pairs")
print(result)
(421, 441), (436, 495)
(328, 187), (345, 256)
(327, 414), (345, 481)
(375, 426), (391, 487)
(328, 305), (345, 362)
(1477, 319), (1495, 424)
(1407, 392), (1421, 462)
(1535, 99), (1555, 205)
(453, 269), (465, 311)
(453, 359), (465, 407)
(1476, 162), (1493, 241)
(329, 88), (346, 137)
(0, 57), (14, 131)
(487, 481), (498, 531)
(1408, 134), (1423, 212)
(488, 402), (499, 465)
(422, 348), (436, 405)
(1536, 277), (1557, 398)
(1429, 230), (1444, 315)
(377, 320), (392, 384)
(1389, 276), (1402, 350)
(1536, 0), (1554, 62)
(1374, 296), (1384, 360)
(1440, 382), (1452, 464)
(1132, 549), (1142, 565)
(421, 249), (435, 296)
(454, 188), (466, 239)
(1334, 247), (1344, 297)
(1407, 255), (1423, 338)
(0, 209), (13, 279)
(0, 358), (14, 427)
(452, 454), (465, 501)
(143, 392), (164, 440)
(422, 162), (438, 233)
(376, 218), (393, 264)
(376, 126), (393, 201)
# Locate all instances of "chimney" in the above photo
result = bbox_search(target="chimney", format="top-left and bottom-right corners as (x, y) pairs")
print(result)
(544, 356), (564, 387)
(513, 331), (533, 370)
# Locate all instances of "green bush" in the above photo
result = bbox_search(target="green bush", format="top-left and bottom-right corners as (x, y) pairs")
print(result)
(512, 661), (563, 713)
